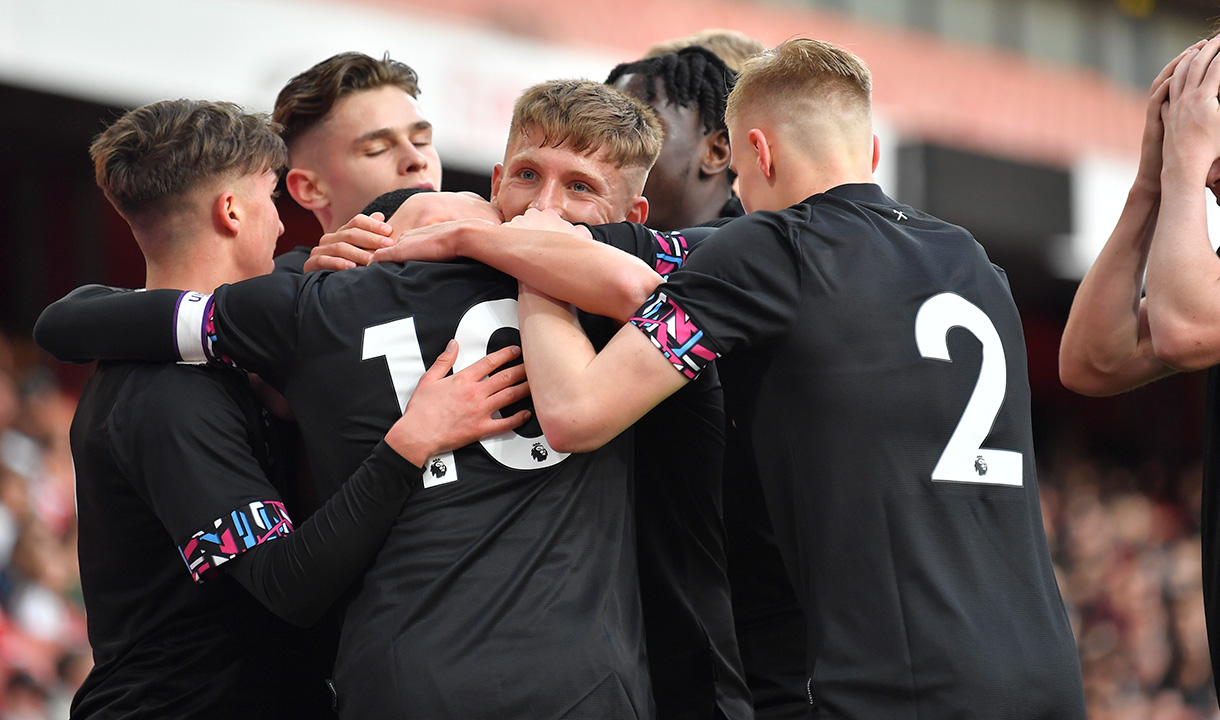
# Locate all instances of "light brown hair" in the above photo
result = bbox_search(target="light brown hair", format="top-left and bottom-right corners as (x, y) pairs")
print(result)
(90, 99), (286, 222)
(273, 52), (420, 149)
(726, 38), (872, 127)
(645, 29), (767, 73)
(508, 79), (663, 171)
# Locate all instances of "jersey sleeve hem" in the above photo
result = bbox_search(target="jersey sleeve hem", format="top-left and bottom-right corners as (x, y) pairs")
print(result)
(179, 500), (294, 583)
(629, 289), (720, 380)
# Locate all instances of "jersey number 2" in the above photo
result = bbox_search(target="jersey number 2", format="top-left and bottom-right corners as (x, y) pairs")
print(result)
(914, 292), (1022, 487)
(361, 298), (569, 488)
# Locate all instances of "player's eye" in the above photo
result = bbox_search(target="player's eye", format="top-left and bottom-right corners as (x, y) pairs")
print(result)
(571, 181), (590, 193)
(519, 169), (538, 181)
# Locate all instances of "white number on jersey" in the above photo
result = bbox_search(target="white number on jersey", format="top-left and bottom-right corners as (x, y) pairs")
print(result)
(361, 299), (569, 488)
(914, 292), (1023, 487)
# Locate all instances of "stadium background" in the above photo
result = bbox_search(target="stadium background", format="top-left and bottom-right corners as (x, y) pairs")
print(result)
(1, 0), (1218, 716)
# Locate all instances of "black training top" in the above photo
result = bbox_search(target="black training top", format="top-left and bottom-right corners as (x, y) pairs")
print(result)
(181, 260), (649, 719)
(67, 361), (414, 719)
(588, 222), (750, 720)
(629, 183), (1086, 719)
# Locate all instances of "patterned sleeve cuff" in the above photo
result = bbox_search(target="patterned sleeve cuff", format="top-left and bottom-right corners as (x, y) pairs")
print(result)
(630, 290), (719, 380)
(649, 229), (690, 279)
(174, 292), (232, 366)
(179, 501), (294, 583)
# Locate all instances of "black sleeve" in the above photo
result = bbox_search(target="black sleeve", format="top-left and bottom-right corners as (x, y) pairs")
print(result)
(274, 247), (311, 274)
(586, 222), (709, 279)
(33, 285), (182, 363)
(226, 440), (420, 627)
(647, 212), (802, 356)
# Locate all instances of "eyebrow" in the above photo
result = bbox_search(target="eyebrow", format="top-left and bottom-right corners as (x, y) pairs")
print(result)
(352, 121), (433, 146)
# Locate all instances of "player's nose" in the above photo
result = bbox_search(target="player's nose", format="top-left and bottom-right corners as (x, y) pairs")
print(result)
(399, 143), (429, 174)
(529, 182), (563, 213)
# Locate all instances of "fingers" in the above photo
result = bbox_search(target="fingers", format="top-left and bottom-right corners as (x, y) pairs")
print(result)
(482, 407), (532, 435)
(461, 345), (522, 379)
(488, 378), (531, 410)
(304, 254), (357, 272)
(1154, 42), (1205, 93)
(1169, 47), (1197, 102)
(306, 243), (374, 272)
(337, 212), (394, 238)
(1177, 36), (1220, 99)
(483, 364), (528, 396)
(1202, 42), (1220, 97)
(421, 339), (459, 385)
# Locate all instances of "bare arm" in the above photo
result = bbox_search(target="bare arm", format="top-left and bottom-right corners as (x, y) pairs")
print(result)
(377, 209), (663, 322)
(1147, 37), (1220, 371)
(517, 283), (686, 452)
(1060, 47), (1193, 395)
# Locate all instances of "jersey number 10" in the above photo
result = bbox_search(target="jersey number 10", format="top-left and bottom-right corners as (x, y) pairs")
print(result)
(362, 298), (569, 488)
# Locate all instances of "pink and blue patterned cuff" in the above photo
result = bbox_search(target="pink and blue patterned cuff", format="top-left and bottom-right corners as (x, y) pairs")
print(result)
(630, 290), (718, 380)
(179, 500), (293, 582)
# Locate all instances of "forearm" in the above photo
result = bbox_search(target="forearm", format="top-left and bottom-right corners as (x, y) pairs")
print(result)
(226, 440), (418, 626)
(461, 224), (662, 322)
(1146, 160), (1220, 370)
(1060, 186), (1170, 394)
(34, 285), (181, 363)
(518, 287), (682, 451)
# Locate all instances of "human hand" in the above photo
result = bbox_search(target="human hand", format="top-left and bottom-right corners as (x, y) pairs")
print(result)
(384, 340), (531, 467)
(386, 191), (504, 232)
(304, 212), (395, 272)
(1134, 42), (1205, 196)
(1163, 35), (1220, 182)
(371, 217), (498, 264)
(503, 208), (593, 239)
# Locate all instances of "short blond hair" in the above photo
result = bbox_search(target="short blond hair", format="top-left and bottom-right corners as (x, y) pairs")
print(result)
(726, 38), (871, 128)
(508, 79), (662, 172)
(645, 29), (767, 73)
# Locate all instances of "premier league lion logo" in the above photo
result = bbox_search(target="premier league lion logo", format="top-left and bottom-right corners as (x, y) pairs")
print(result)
(429, 457), (448, 478)
(531, 443), (548, 462)
(974, 456), (988, 476)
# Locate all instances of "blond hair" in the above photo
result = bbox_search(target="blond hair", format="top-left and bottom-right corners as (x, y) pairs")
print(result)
(90, 99), (286, 223)
(726, 38), (871, 128)
(645, 28), (767, 73)
(508, 79), (662, 171)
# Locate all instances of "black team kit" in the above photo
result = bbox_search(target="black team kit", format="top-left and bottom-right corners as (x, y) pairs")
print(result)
(38, 260), (651, 719)
(626, 183), (1087, 718)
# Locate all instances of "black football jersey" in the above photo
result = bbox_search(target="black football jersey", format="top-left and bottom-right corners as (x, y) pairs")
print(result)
(68, 362), (326, 718)
(179, 259), (650, 719)
(630, 183), (1086, 719)
(588, 222), (752, 720)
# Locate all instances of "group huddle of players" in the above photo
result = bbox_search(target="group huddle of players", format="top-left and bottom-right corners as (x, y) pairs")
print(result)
(35, 27), (1091, 720)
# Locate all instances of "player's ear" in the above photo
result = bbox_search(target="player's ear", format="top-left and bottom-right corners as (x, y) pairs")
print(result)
(625, 195), (648, 225)
(871, 133), (881, 173)
(699, 129), (732, 179)
(285, 168), (327, 211)
(747, 129), (773, 180)
(213, 191), (240, 236)
(489, 163), (505, 203)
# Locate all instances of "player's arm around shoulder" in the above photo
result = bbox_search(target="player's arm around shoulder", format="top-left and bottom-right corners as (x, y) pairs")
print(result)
(518, 284), (686, 453)
(35, 285), (183, 363)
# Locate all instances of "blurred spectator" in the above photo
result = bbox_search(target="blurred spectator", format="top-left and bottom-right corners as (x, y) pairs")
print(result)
(1045, 450), (1220, 719)
(0, 332), (87, 720)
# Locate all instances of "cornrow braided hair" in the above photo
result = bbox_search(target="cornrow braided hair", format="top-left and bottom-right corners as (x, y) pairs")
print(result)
(606, 46), (736, 137)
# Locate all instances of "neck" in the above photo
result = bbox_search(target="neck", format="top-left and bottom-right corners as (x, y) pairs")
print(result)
(140, 230), (235, 294)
